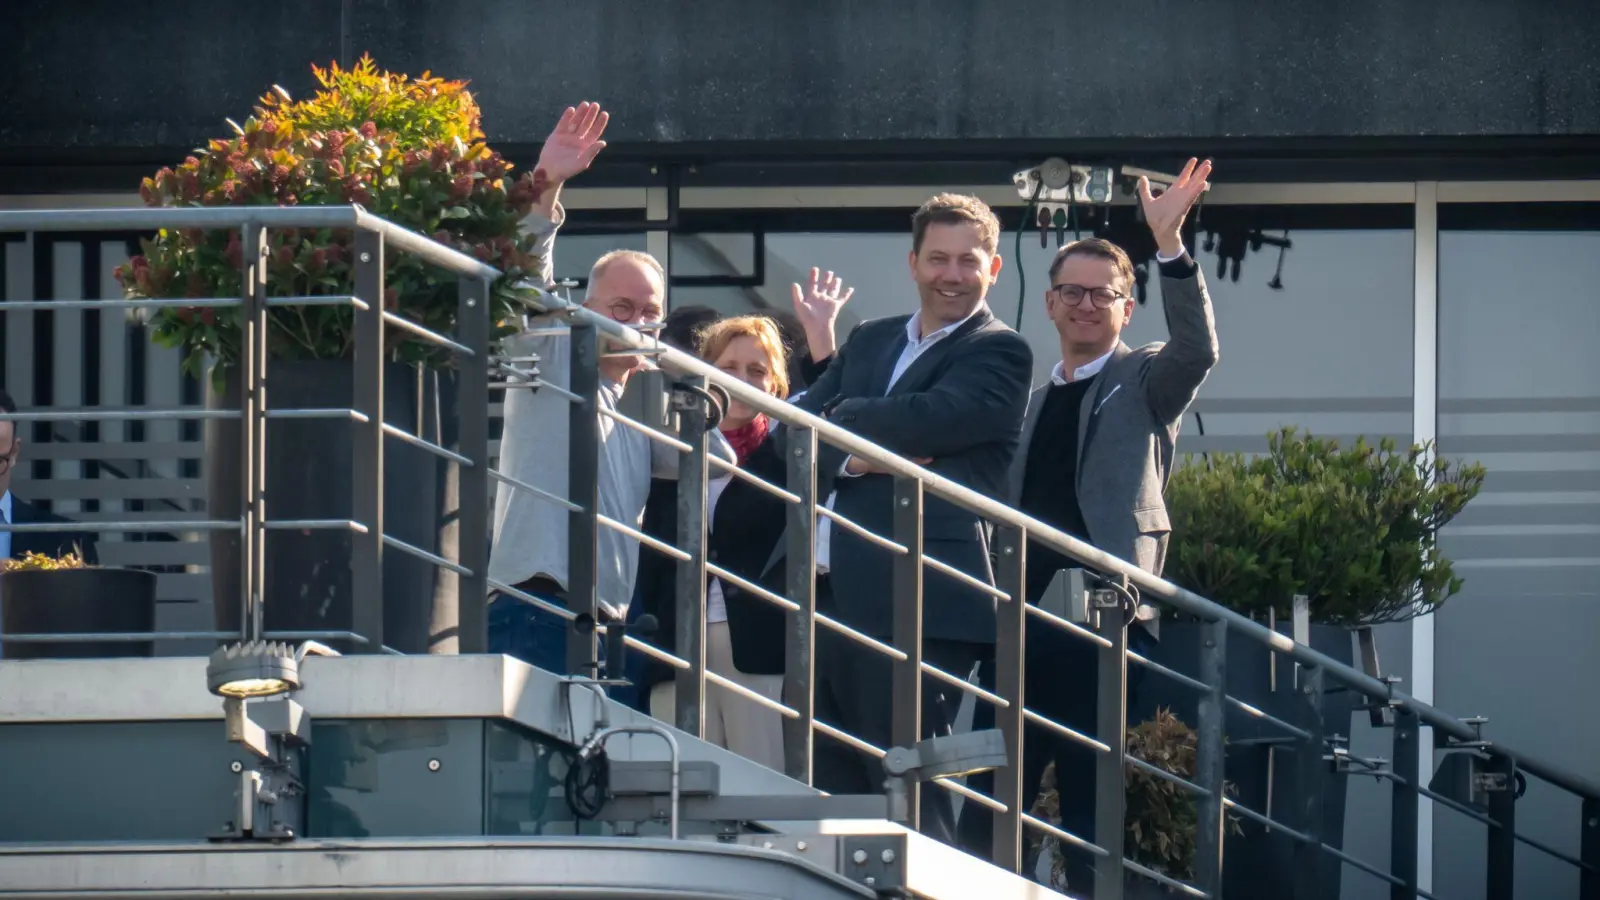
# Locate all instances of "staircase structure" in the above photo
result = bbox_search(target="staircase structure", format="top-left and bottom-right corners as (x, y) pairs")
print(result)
(1, 205), (1597, 900)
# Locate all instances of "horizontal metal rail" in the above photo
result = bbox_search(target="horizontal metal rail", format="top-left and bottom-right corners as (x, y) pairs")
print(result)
(266, 295), (369, 310)
(0, 629), (401, 653)
(382, 309), (475, 356)
(0, 297), (241, 311)
(0, 205), (499, 281)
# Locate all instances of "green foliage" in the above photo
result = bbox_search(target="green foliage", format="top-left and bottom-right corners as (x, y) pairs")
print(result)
(1034, 709), (1241, 886)
(115, 55), (545, 385)
(1166, 427), (1486, 626)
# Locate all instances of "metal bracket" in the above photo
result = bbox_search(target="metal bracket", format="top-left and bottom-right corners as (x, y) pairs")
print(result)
(840, 834), (908, 893)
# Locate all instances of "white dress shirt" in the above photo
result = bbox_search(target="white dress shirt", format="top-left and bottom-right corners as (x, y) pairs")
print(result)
(817, 307), (984, 570)
(0, 490), (12, 564)
(0, 490), (11, 660)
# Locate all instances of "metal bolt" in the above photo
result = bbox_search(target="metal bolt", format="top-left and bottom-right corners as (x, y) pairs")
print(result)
(794, 447), (804, 457)
(762, 841), (774, 849)
(427, 759), (441, 772)
(360, 252), (372, 263)
(467, 298), (477, 308)
(795, 841), (808, 852)
(881, 849), (896, 863)
(865, 877), (877, 886)
(230, 761), (244, 773)
(1002, 546), (1014, 556)
(853, 849), (868, 864)
(899, 497), (910, 507)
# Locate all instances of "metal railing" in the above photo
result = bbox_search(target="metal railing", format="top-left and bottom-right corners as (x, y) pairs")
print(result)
(498, 270), (1600, 900)
(3, 206), (1600, 899)
(0, 205), (495, 654)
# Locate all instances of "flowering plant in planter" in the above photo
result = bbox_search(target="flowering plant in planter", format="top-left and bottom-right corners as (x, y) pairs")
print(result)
(1165, 427), (1486, 626)
(114, 55), (547, 387)
(1, 548), (93, 572)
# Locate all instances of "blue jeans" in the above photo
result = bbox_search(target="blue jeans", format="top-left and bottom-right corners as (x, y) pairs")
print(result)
(487, 592), (598, 676)
(487, 593), (640, 707)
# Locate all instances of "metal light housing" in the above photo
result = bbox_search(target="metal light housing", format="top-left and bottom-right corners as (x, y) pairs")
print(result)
(207, 641), (301, 699)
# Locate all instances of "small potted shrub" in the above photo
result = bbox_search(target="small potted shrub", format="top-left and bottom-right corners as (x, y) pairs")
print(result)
(1033, 709), (1240, 898)
(113, 55), (550, 652)
(1, 550), (157, 659)
(1146, 427), (1485, 900)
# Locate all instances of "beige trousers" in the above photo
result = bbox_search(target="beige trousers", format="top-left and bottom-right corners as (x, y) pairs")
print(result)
(650, 620), (786, 772)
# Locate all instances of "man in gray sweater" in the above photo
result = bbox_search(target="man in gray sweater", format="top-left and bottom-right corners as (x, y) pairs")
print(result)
(487, 102), (732, 676)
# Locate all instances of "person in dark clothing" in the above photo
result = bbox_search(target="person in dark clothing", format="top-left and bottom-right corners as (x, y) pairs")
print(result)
(777, 195), (1034, 851)
(1, 389), (101, 659)
(974, 159), (1220, 889)
(626, 305), (725, 711)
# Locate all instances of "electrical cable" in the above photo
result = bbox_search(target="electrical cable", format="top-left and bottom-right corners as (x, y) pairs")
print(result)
(564, 750), (610, 820)
(1012, 179), (1045, 329)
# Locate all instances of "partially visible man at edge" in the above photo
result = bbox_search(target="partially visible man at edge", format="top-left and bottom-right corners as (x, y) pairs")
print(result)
(1, 389), (100, 658)
(777, 194), (1033, 849)
(487, 102), (733, 675)
(997, 158), (1220, 889)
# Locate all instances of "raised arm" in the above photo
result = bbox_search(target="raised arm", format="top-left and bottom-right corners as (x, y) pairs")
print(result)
(826, 331), (1033, 459)
(1135, 159), (1219, 423)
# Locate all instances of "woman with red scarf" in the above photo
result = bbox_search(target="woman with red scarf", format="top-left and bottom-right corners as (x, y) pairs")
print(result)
(645, 315), (797, 769)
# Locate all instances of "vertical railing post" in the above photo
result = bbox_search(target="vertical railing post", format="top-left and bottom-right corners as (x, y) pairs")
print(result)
(991, 524), (1027, 873)
(783, 424), (818, 784)
(890, 475), (924, 828)
(1390, 707), (1420, 900)
(672, 374), (710, 739)
(455, 274), (491, 652)
(1195, 619), (1229, 896)
(1580, 796), (1600, 900)
(238, 224), (269, 642)
(351, 230), (386, 653)
(1093, 583), (1129, 900)
(565, 319), (601, 676)
(1485, 752), (1517, 900)
(1292, 663), (1326, 900)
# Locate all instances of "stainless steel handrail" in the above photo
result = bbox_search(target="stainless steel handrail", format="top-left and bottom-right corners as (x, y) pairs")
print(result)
(510, 285), (1600, 806)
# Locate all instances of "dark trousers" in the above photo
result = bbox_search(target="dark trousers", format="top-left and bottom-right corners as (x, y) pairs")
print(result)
(811, 577), (989, 850)
(964, 565), (1156, 887)
(489, 577), (627, 704)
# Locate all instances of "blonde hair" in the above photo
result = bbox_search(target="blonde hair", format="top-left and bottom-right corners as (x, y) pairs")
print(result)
(697, 315), (791, 400)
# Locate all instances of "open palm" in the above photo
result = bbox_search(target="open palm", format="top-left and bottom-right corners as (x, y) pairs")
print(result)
(537, 101), (609, 185)
(1138, 157), (1212, 253)
(790, 267), (854, 330)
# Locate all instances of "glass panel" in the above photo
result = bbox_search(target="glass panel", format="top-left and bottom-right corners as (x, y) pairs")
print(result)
(306, 719), (482, 837)
(485, 718), (616, 836)
(1434, 220), (1600, 900)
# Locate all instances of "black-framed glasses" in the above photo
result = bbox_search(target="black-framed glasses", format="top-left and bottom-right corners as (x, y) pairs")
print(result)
(1049, 283), (1127, 310)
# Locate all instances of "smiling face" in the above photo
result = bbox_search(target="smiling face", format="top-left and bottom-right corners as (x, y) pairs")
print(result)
(583, 251), (666, 375)
(1045, 243), (1136, 359)
(713, 335), (779, 429)
(908, 221), (1003, 328)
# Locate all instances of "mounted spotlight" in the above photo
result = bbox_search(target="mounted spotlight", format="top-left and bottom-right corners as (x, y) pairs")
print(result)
(205, 640), (340, 843)
(207, 641), (300, 699)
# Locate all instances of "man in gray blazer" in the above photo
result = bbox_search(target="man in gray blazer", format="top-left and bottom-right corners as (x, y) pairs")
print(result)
(784, 193), (1033, 847)
(1003, 159), (1219, 888)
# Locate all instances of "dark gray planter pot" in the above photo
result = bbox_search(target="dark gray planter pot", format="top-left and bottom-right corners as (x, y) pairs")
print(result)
(0, 568), (157, 659)
(205, 360), (445, 654)
(1135, 618), (1356, 900)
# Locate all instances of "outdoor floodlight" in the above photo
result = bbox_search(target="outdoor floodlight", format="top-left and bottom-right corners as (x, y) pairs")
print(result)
(207, 641), (301, 699)
(882, 729), (1009, 827)
(204, 640), (339, 843)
